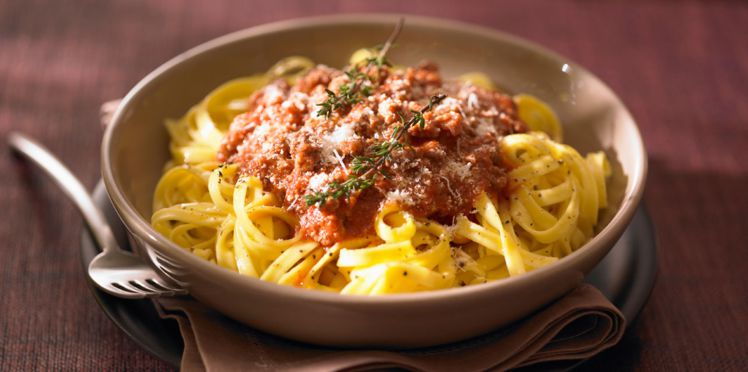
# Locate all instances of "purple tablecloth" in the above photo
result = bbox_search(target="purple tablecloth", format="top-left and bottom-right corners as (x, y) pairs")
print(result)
(1, 0), (746, 370)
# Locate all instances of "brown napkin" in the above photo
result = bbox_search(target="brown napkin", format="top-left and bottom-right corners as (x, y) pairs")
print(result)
(153, 284), (624, 372)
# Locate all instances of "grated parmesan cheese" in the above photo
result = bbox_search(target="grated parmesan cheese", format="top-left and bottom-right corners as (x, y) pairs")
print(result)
(324, 123), (356, 147)
(389, 77), (410, 92)
(445, 160), (472, 180)
(386, 189), (414, 205)
(467, 93), (480, 110)
(437, 97), (462, 111)
(474, 119), (497, 136)
(263, 84), (285, 104)
(377, 97), (399, 122)
(481, 107), (499, 117)
(307, 173), (330, 191)
(319, 123), (359, 165)
(253, 123), (271, 140)
(280, 92), (308, 111)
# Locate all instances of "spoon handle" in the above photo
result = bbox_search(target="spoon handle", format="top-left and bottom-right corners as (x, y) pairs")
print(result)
(8, 132), (119, 253)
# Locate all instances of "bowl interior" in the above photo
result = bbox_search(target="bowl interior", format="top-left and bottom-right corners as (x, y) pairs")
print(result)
(104, 15), (644, 282)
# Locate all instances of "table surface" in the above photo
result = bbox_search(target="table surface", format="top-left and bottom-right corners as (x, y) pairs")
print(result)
(2, 0), (747, 370)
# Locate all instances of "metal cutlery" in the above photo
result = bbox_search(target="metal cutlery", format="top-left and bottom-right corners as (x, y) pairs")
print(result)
(8, 132), (187, 299)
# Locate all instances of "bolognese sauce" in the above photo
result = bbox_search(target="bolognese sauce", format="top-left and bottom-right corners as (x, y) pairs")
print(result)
(218, 62), (527, 246)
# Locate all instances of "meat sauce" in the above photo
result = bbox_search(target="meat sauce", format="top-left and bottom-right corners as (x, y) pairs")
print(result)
(218, 62), (527, 246)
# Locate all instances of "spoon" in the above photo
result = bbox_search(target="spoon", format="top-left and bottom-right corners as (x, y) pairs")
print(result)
(8, 132), (186, 299)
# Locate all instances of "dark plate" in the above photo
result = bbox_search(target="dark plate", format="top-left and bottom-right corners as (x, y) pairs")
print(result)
(82, 182), (657, 368)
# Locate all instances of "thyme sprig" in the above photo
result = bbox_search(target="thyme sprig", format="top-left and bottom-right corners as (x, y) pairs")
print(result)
(305, 94), (446, 207)
(316, 18), (403, 119)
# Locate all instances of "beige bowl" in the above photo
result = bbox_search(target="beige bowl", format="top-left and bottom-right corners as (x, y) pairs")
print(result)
(102, 14), (646, 348)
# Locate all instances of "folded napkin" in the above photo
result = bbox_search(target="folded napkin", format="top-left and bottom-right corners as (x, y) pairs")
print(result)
(154, 284), (624, 372)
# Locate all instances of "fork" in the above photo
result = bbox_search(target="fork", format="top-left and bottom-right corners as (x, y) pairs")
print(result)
(8, 132), (187, 299)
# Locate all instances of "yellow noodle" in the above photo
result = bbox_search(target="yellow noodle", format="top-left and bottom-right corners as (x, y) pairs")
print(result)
(150, 55), (610, 295)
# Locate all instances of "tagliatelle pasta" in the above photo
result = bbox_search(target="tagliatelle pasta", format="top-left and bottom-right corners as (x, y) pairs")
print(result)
(151, 51), (610, 295)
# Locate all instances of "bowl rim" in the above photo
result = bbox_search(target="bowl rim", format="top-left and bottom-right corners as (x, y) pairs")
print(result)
(102, 13), (648, 305)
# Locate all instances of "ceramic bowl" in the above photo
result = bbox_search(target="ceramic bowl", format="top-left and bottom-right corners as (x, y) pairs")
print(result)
(102, 14), (647, 348)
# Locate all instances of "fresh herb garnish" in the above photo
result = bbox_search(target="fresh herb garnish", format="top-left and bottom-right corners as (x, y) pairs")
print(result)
(305, 94), (446, 207)
(315, 18), (403, 119)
